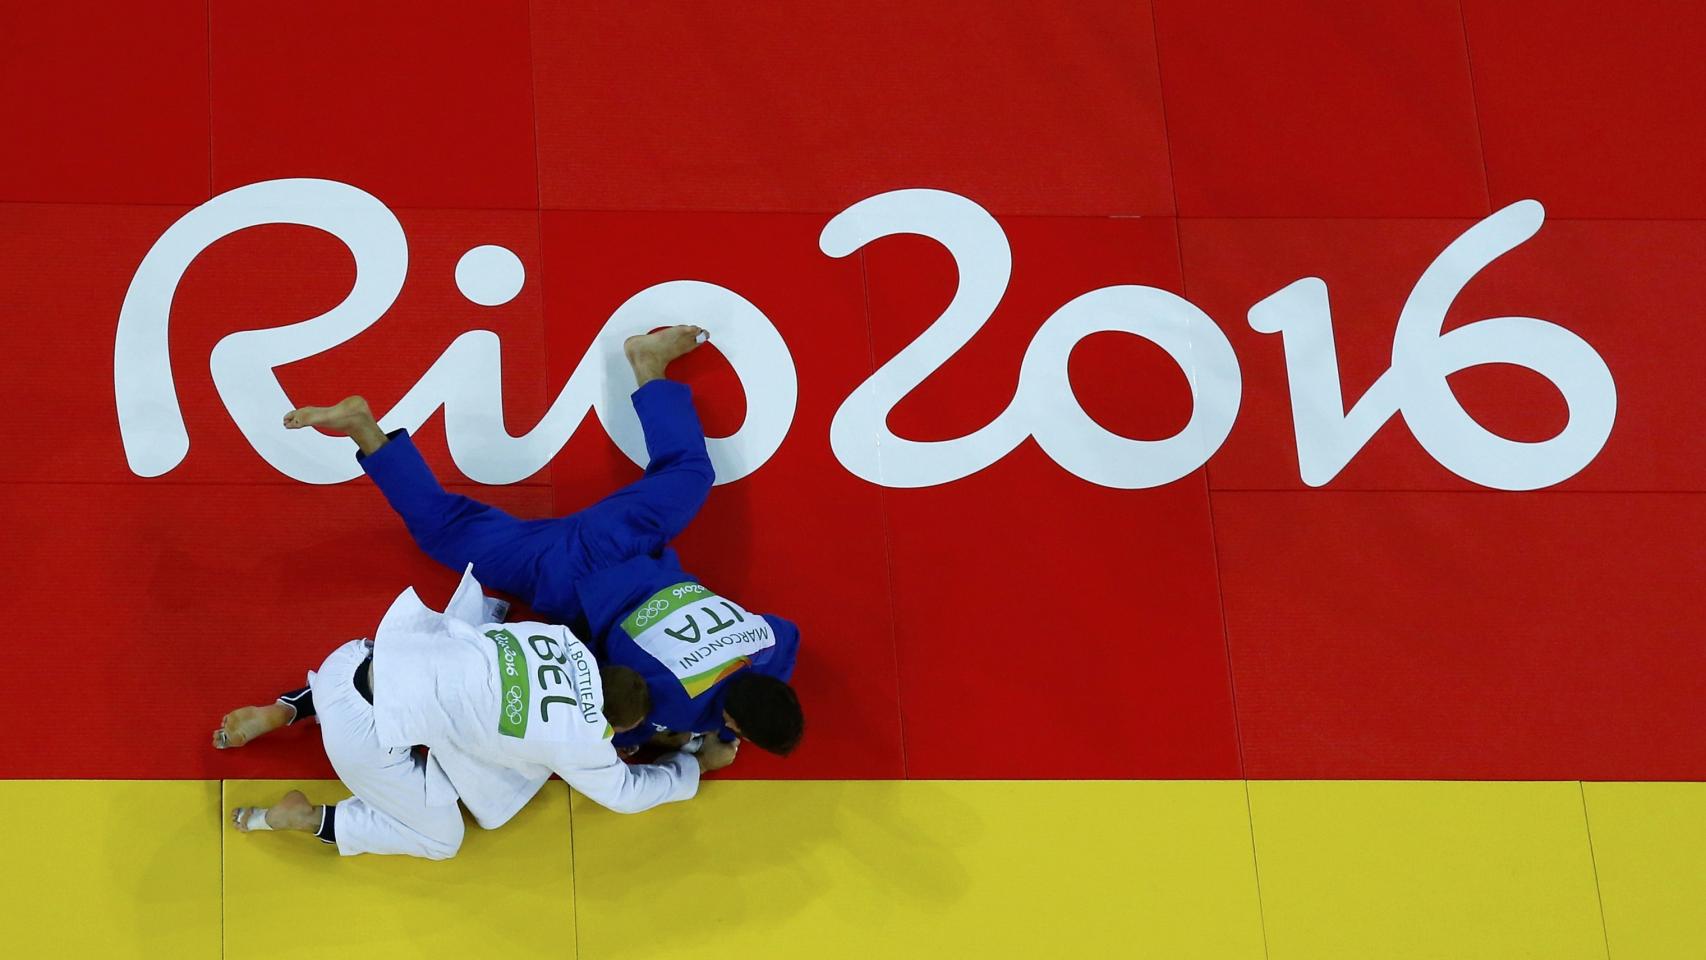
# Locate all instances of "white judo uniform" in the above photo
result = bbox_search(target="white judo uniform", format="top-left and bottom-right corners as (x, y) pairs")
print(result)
(310, 566), (700, 859)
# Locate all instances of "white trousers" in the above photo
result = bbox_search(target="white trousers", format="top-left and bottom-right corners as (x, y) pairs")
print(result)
(310, 638), (465, 860)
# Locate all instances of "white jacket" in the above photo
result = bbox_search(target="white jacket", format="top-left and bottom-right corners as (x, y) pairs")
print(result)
(369, 566), (699, 827)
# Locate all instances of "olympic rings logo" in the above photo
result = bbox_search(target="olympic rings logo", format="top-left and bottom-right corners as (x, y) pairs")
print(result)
(632, 598), (673, 628)
(504, 686), (525, 725)
(634, 585), (711, 628)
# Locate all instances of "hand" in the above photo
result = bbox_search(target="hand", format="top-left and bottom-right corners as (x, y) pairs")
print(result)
(695, 737), (739, 773)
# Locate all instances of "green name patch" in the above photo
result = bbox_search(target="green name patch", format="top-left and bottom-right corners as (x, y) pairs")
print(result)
(487, 628), (530, 739)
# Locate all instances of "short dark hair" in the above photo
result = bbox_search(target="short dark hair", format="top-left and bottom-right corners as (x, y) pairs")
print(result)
(723, 673), (803, 756)
(601, 666), (650, 730)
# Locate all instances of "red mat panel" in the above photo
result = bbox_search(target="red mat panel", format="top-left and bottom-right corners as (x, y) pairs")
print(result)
(531, 0), (1173, 215)
(210, 0), (538, 209)
(1179, 217), (1705, 492)
(0, 0), (209, 205)
(1216, 490), (1706, 780)
(1153, 0), (1488, 218)
(1464, 0), (1706, 218)
(1, 203), (190, 483)
(864, 216), (1240, 778)
(0, 481), (554, 780)
(539, 211), (906, 780)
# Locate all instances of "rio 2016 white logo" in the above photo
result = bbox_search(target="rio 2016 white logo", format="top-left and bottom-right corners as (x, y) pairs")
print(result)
(113, 178), (1615, 492)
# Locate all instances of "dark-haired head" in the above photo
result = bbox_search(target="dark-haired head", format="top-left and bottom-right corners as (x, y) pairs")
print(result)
(722, 673), (803, 756)
(601, 665), (651, 732)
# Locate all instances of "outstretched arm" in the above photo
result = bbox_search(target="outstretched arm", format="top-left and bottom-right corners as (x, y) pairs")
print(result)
(564, 743), (704, 815)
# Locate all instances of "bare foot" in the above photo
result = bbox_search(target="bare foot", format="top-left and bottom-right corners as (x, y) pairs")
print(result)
(232, 789), (320, 833)
(213, 703), (295, 749)
(282, 395), (390, 454)
(624, 325), (706, 386)
(282, 395), (373, 434)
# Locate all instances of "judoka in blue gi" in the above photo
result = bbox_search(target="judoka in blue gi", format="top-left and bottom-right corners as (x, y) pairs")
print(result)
(283, 324), (803, 763)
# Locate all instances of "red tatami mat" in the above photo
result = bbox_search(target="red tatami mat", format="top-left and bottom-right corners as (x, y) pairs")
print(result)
(0, 1), (209, 205)
(0, 2), (1700, 786)
(1215, 490), (1706, 780)
(1464, 0), (1706, 218)
(1153, 0), (1488, 217)
(532, 0), (1173, 215)
(210, 0), (539, 210)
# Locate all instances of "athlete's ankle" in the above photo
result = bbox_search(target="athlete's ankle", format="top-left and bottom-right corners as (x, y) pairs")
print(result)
(351, 422), (389, 456)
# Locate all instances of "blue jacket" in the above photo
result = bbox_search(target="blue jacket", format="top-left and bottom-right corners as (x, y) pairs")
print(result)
(571, 550), (799, 747)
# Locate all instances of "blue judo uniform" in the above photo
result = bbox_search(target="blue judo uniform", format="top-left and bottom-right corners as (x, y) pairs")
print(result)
(358, 379), (799, 748)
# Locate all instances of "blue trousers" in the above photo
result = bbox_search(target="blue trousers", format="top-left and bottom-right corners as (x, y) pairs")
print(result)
(360, 380), (715, 627)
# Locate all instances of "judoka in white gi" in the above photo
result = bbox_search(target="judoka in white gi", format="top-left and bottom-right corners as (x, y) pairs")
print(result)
(215, 565), (737, 859)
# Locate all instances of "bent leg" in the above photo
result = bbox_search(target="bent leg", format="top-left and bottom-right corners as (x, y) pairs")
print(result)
(574, 379), (716, 566)
(310, 640), (466, 860)
(286, 395), (560, 603)
(330, 795), (464, 861)
(360, 430), (560, 602)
